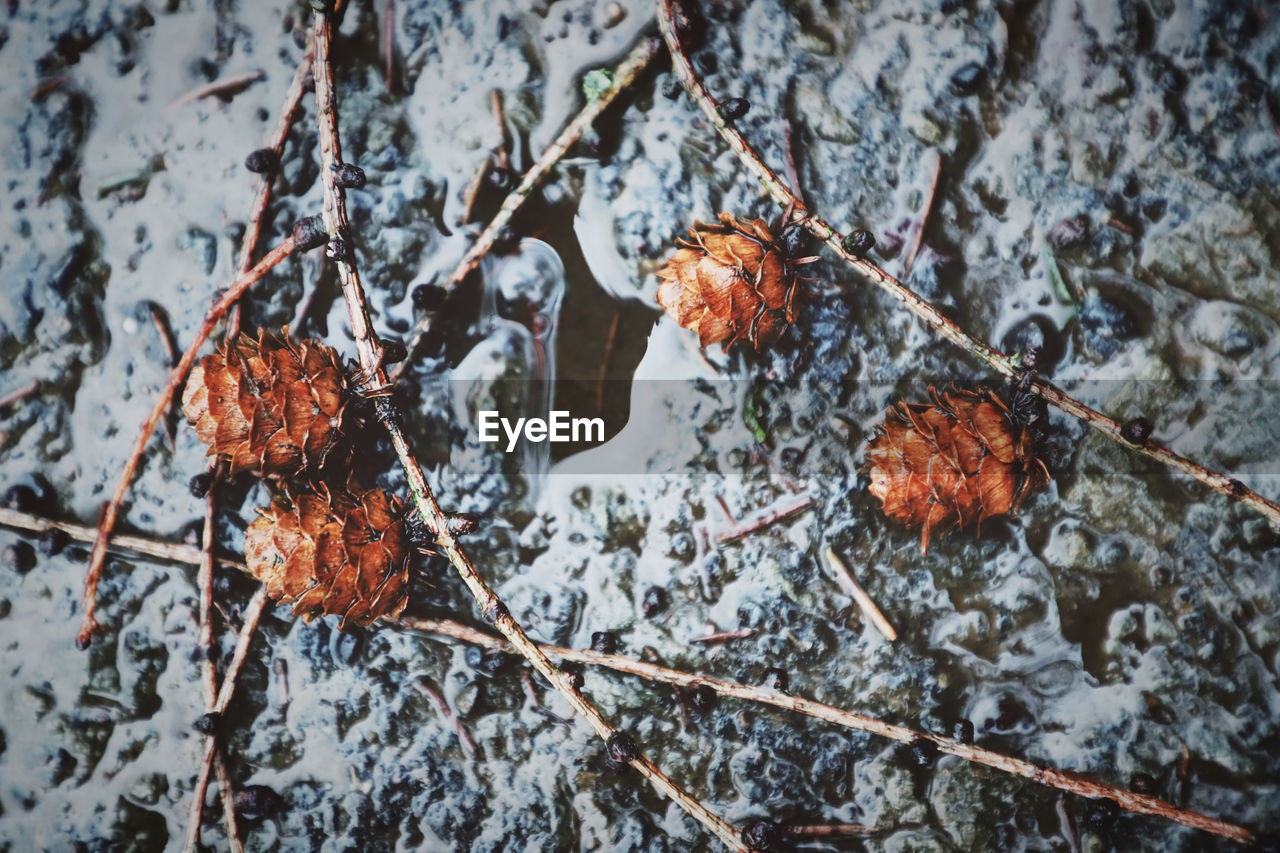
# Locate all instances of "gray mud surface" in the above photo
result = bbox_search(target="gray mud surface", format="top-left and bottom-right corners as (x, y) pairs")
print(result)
(1, 0), (1278, 850)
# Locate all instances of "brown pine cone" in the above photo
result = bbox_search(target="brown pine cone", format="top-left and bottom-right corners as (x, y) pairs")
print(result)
(656, 212), (812, 351)
(243, 481), (413, 629)
(865, 386), (1049, 555)
(181, 328), (349, 478)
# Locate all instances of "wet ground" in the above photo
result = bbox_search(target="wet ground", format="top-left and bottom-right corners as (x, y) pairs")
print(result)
(1, 0), (1278, 850)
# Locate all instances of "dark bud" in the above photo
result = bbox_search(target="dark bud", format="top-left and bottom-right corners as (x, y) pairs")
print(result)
(412, 282), (447, 312)
(333, 162), (366, 189)
(1122, 416), (1153, 444)
(486, 166), (513, 191)
(379, 338), (407, 365)
(193, 712), (221, 735)
(671, 0), (707, 50)
(949, 61), (984, 95)
(762, 667), (789, 692)
(951, 719), (975, 745)
(1083, 799), (1119, 834)
(841, 229), (876, 258)
(188, 471), (215, 499)
(898, 737), (939, 768)
(3, 542), (37, 575)
(740, 818), (783, 851)
(444, 513), (479, 537)
(718, 97), (750, 121)
(661, 77), (682, 100)
(38, 527), (70, 558)
(1129, 772), (1157, 795)
(244, 148), (280, 174)
(687, 684), (716, 715)
(75, 634), (92, 651)
(590, 631), (617, 654)
(324, 237), (349, 263)
(234, 785), (285, 822)
(482, 601), (509, 624)
(291, 216), (328, 251)
(641, 586), (667, 618)
(606, 731), (639, 764)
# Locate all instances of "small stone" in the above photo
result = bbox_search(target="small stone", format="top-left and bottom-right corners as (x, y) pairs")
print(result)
(244, 148), (279, 174)
(762, 667), (789, 692)
(4, 542), (37, 574)
(291, 216), (328, 251)
(590, 631), (617, 654)
(661, 77), (682, 100)
(1047, 217), (1088, 251)
(899, 737), (939, 767)
(332, 163), (366, 189)
(951, 719), (975, 744)
(1129, 772), (1157, 794)
(718, 97), (750, 121)
(234, 785), (284, 822)
(641, 586), (667, 618)
(949, 61), (984, 95)
(1001, 315), (1064, 369)
(1122, 417), (1153, 444)
(606, 731), (639, 764)
(1080, 293), (1140, 357)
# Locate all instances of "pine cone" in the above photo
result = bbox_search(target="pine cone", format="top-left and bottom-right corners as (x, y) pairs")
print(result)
(182, 328), (349, 478)
(243, 481), (413, 629)
(656, 212), (808, 351)
(865, 386), (1049, 555)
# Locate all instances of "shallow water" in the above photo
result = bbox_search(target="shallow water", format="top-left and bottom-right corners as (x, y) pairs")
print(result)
(1, 0), (1278, 851)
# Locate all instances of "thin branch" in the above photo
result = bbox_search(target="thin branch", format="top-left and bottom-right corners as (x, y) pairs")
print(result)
(654, 0), (1280, 529)
(309, 14), (745, 850)
(0, 504), (245, 571)
(0, 507), (1255, 847)
(0, 380), (40, 412)
(166, 71), (265, 111)
(392, 34), (664, 383)
(76, 236), (296, 648)
(714, 493), (813, 543)
(902, 148), (940, 276)
(182, 589), (267, 853)
(823, 547), (897, 642)
(400, 616), (1256, 846)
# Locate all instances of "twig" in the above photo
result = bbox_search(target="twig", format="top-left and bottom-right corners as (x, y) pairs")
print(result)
(654, 0), (1280, 529)
(1057, 798), (1082, 853)
(400, 616), (1257, 846)
(382, 0), (395, 94)
(416, 678), (477, 757)
(392, 34), (663, 383)
(491, 89), (511, 172)
(229, 35), (317, 338)
(76, 236), (296, 648)
(823, 547), (897, 642)
(788, 823), (875, 837)
(166, 71), (265, 111)
(215, 757), (245, 853)
(149, 304), (179, 367)
(902, 148), (941, 276)
(0, 506), (243, 569)
(596, 309), (621, 415)
(1, 507), (1255, 847)
(780, 119), (804, 206)
(0, 380), (39, 412)
(198, 486), (219, 707)
(689, 628), (756, 644)
(309, 14), (744, 850)
(182, 590), (267, 853)
(714, 493), (812, 543)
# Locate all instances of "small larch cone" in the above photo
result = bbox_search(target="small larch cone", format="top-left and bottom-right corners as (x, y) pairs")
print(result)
(181, 327), (349, 478)
(865, 386), (1049, 555)
(656, 212), (811, 351)
(243, 481), (413, 629)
